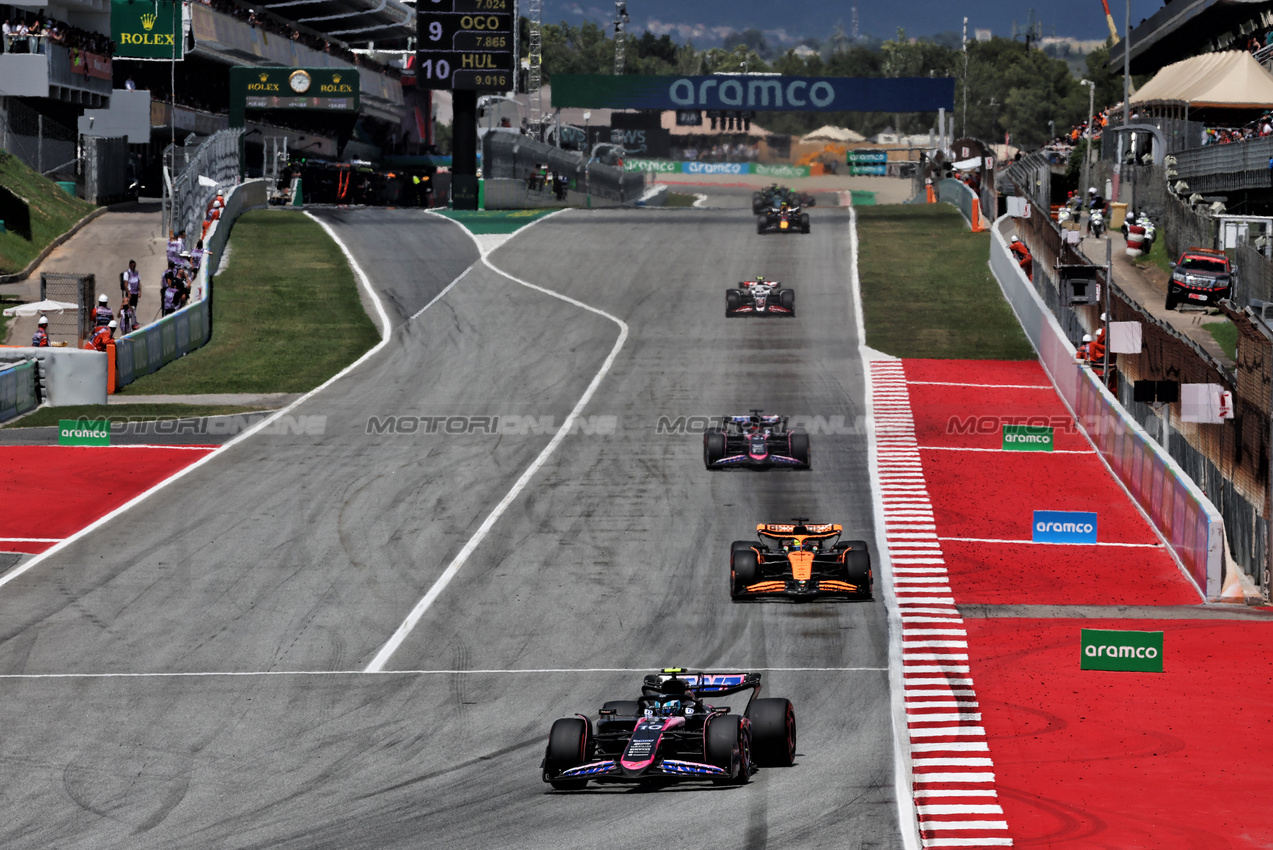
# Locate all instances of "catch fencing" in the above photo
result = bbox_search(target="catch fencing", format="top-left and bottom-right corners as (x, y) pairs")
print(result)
(482, 133), (644, 203)
(40, 272), (95, 347)
(989, 215), (1224, 598)
(165, 128), (242, 242)
(0, 97), (77, 180)
(114, 180), (266, 389)
(0, 360), (38, 424)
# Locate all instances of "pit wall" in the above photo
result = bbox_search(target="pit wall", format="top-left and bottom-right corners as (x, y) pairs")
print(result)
(988, 213), (1224, 598)
(114, 179), (267, 388)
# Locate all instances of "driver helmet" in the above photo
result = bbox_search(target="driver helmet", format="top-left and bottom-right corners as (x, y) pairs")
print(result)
(660, 698), (682, 717)
(756, 275), (765, 283)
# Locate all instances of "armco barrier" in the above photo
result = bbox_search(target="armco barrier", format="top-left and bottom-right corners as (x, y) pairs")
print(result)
(938, 178), (982, 231)
(115, 180), (266, 389)
(0, 360), (38, 423)
(989, 214), (1224, 598)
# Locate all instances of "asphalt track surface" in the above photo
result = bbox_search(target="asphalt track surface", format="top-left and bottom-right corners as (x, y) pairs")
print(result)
(0, 207), (898, 848)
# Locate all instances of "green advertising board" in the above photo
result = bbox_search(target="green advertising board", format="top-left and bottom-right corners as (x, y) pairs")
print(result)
(59, 419), (110, 447)
(624, 158), (680, 173)
(753, 163), (810, 179)
(1081, 629), (1164, 672)
(1002, 424), (1054, 451)
(112, 0), (181, 60)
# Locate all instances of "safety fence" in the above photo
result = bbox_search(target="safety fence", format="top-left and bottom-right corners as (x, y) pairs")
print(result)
(0, 360), (38, 424)
(621, 159), (811, 179)
(989, 215), (1224, 598)
(40, 272), (96, 347)
(82, 136), (132, 205)
(114, 179), (266, 390)
(482, 133), (643, 203)
(165, 128), (243, 243)
(0, 97), (77, 180)
(937, 178), (980, 230)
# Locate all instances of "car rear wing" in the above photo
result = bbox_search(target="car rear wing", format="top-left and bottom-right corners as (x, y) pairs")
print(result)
(757, 522), (842, 536)
(641, 669), (762, 697)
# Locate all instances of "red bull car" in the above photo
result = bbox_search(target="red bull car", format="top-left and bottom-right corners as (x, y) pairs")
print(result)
(704, 410), (810, 470)
(541, 669), (797, 789)
(757, 203), (810, 235)
(726, 277), (795, 317)
(731, 519), (873, 601)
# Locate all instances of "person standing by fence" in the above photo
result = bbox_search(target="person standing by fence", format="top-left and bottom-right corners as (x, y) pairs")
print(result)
(93, 293), (113, 328)
(120, 259), (141, 309)
(31, 316), (49, 347)
(166, 230), (185, 266)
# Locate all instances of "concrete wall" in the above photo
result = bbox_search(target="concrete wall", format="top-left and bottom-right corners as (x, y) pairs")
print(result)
(0, 347), (107, 406)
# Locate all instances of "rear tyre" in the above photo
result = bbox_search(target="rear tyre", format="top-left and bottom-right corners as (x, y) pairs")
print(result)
(789, 431), (811, 468)
(747, 698), (797, 767)
(731, 547), (759, 599)
(705, 714), (750, 784)
(546, 717), (593, 790)
(704, 430), (727, 468)
(779, 288), (795, 311)
(842, 549), (873, 598)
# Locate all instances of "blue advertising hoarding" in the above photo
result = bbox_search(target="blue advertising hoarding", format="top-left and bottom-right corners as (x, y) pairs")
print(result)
(1032, 511), (1098, 544)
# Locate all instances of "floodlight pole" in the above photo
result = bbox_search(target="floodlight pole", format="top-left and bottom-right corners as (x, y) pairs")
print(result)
(1080, 79), (1095, 198)
(961, 17), (968, 138)
(1123, 0), (1131, 126)
(1104, 238), (1112, 382)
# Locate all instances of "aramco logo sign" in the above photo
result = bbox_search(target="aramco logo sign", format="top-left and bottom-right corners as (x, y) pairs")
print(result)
(666, 77), (838, 109)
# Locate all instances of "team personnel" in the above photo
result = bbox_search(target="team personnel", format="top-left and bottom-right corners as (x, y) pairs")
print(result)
(32, 316), (50, 347)
(93, 293), (113, 327)
(166, 229), (186, 266)
(1009, 236), (1033, 280)
(88, 320), (117, 351)
(120, 259), (141, 309)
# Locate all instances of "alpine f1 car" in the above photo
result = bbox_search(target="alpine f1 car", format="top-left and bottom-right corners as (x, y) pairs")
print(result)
(726, 276), (795, 317)
(757, 202), (810, 235)
(704, 410), (810, 470)
(731, 519), (872, 600)
(541, 668), (797, 789)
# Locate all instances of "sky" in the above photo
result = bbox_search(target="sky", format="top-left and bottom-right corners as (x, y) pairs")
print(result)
(544, 1), (1131, 46)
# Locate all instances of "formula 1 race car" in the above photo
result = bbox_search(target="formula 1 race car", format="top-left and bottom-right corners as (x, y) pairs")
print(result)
(757, 202), (810, 235)
(752, 185), (816, 215)
(730, 519), (872, 601)
(541, 668), (797, 789)
(726, 276), (795, 317)
(703, 410), (810, 470)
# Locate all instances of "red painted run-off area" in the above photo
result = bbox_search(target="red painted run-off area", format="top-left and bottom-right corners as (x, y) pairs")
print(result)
(904, 359), (1199, 607)
(967, 618), (1273, 849)
(904, 359), (1270, 848)
(0, 446), (214, 553)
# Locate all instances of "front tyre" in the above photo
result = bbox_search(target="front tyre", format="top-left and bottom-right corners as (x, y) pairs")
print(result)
(731, 547), (759, 599)
(789, 431), (811, 468)
(545, 717), (593, 790)
(800, 213), (811, 234)
(747, 698), (797, 767)
(778, 288), (795, 311)
(704, 430), (727, 468)
(705, 714), (751, 784)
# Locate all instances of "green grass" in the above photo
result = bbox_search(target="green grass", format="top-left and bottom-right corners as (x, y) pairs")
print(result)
(116, 210), (379, 394)
(1132, 236), (1172, 275)
(437, 208), (557, 234)
(664, 192), (699, 208)
(6, 404), (267, 429)
(1206, 321), (1238, 360)
(0, 151), (98, 274)
(856, 204), (1036, 360)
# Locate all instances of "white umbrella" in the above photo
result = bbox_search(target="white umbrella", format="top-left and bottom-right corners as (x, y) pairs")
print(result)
(2, 299), (77, 318)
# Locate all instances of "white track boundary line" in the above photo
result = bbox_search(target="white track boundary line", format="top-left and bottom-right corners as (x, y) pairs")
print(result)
(850, 206), (923, 850)
(0, 665), (889, 681)
(0, 212), (403, 592)
(364, 209), (628, 672)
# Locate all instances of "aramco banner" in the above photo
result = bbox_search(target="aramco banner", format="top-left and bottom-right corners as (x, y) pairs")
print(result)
(112, 0), (182, 60)
(552, 74), (955, 113)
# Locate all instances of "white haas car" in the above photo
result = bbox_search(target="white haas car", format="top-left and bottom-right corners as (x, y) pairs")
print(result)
(726, 276), (795, 317)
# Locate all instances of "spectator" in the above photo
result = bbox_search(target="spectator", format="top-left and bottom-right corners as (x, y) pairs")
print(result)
(93, 292), (113, 327)
(2, 20), (12, 53)
(189, 240), (207, 275)
(88, 320), (116, 352)
(31, 316), (50, 347)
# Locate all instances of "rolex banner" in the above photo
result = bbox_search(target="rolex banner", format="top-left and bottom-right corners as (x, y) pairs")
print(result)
(112, 0), (182, 60)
